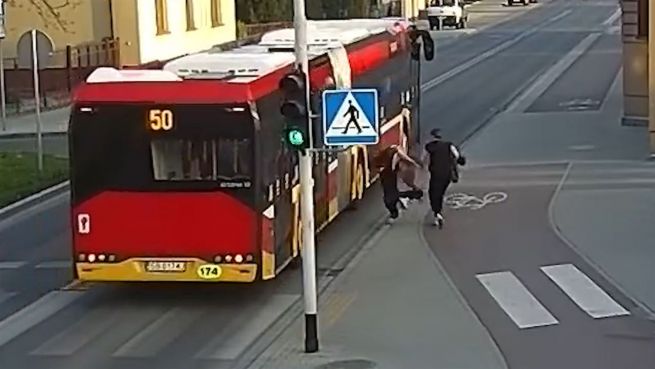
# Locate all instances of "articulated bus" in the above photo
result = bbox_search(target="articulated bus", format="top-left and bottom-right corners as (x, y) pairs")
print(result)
(68, 18), (433, 283)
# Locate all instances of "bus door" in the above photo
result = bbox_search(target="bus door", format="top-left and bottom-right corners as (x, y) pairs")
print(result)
(274, 144), (294, 269)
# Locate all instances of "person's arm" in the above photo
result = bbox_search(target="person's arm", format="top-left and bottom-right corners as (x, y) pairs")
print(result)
(391, 152), (400, 171)
(450, 144), (466, 166)
(450, 144), (460, 159)
(396, 147), (420, 168)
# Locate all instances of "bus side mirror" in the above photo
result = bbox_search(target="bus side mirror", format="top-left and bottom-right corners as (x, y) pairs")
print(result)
(409, 29), (435, 61)
(422, 32), (435, 61)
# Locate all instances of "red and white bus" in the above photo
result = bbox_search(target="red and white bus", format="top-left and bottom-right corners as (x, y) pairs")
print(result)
(68, 18), (431, 283)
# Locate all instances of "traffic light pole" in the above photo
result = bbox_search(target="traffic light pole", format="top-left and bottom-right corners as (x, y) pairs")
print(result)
(293, 0), (319, 354)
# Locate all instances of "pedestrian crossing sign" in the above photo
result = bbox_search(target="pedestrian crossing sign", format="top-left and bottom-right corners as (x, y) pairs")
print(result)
(322, 89), (379, 146)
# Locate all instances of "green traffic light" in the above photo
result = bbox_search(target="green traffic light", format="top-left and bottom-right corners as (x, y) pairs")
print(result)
(288, 129), (305, 146)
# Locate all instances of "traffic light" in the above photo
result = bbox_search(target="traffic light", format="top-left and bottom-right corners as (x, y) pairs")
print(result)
(279, 69), (309, 151)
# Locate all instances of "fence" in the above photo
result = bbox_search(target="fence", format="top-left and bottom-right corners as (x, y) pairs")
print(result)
(237, 21), (294, 39)
(2, 38), (120, 115)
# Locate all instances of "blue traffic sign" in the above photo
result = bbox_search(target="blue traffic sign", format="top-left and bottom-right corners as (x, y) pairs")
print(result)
(322, 89), (379, 146)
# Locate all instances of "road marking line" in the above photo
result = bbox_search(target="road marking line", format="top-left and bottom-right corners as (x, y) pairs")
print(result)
(34, 261), (70, 269)
(0, 290), (16, 305)
(195, 293), (298, 360)
(602, 7), (621, 26)
(112, 307), (205, 358)
(420, 9), (573, 92)
(0, 181), (69, 218)
(31, 306), (119, 356)
(0, 261), (27, 269)
(476, 271), (559, 329)
(0, 290), (83, 347)
(506, 32), (602, 113)
(541, 264), (630, 319)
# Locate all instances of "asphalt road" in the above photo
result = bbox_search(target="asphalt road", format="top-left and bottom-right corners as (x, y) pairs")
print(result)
(425, 164), (655, 369)
(421, 1), (655, 368)
(0, 1), (633, 368)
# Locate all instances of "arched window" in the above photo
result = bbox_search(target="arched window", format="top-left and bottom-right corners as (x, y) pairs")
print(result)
(16, 30), (53, 69)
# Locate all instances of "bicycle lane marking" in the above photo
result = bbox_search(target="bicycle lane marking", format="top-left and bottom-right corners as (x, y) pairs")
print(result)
(445, 192), (508, 210)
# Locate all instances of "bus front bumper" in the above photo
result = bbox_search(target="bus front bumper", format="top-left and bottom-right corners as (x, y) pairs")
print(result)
(76, 258), (258, 282)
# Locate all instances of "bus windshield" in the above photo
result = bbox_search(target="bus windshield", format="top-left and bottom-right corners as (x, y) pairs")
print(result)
(150, 138), (251, 181)
(69, 103), (254, 203)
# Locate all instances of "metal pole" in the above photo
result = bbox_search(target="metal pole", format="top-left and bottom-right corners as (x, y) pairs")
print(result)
(293, 0), (319, 354)
(31, 29), (43, 173)
(0, 39), (6, 131)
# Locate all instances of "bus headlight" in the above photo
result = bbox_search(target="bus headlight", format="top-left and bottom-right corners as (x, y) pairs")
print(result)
(246, 254), (254, 262)
(88, 254), (96, 262)
(224, 255), (233, 263)
(214, 255), (222, 263)
(235, 254), (244, 263)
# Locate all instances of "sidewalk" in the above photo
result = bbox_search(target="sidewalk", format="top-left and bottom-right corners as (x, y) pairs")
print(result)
(0, 107), (69, 139)
(247, 203), (508, 369)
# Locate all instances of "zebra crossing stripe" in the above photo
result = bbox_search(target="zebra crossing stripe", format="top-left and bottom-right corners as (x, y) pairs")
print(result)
(476, 271), (559, 329)
(540, 264), (630, 319)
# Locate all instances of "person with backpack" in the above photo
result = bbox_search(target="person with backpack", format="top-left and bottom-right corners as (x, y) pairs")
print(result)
(422, 128), (466, 228)
(375, 144), (423, 223)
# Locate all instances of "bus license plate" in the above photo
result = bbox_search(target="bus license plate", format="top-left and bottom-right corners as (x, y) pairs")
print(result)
(145, 261), (186, 273)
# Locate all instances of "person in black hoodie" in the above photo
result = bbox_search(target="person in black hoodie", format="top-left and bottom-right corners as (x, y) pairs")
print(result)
(422, 128), (466, 228)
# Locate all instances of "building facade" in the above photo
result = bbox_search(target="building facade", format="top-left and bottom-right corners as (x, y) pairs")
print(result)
(621, 0), (653, 152)
(112, 0), (237, 66)
(3, 0), (113, 68)
(2, 0), (237, 68)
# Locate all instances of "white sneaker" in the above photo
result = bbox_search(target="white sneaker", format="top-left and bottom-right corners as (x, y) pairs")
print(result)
(399, 198), (409, 209)
(435, 213), (444, 229)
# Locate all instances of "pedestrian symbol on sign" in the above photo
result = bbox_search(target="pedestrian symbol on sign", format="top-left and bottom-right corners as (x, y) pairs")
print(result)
(343, 100), (362, 134)
(322, 89), (379, 146)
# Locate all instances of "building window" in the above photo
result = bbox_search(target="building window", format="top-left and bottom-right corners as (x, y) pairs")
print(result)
(155, 0), (169, 34)
(211, 0), (223, 27)
(185, 0), (196, 30)
(638, 0), (648, 38)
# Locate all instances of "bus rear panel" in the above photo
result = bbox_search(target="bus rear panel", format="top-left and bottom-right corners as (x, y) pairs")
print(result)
(69, 103), (263, 282)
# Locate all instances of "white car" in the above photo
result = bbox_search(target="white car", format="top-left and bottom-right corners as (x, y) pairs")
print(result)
(426, 0), (469, 30)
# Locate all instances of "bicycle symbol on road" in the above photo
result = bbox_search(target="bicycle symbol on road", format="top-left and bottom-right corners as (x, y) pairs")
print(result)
(444, 192), (508, 210)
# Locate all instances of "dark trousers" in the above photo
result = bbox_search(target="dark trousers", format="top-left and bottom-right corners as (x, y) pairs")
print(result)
(429, 176), (450, 216)
(382, 182), (423, 219)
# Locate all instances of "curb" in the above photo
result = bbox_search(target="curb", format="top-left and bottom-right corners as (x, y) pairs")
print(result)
(0, 181), (70, 221)
(0, 131), (68, 139)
